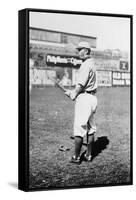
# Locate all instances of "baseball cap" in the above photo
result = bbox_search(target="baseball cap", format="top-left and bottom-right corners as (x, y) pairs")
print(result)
(76, 41), (90, 50)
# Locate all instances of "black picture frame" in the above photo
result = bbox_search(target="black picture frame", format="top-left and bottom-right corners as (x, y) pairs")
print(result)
(19, 8), (133, 192)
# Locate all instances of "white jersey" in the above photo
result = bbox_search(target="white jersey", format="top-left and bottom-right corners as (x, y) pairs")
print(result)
(77, 58), (97, 92)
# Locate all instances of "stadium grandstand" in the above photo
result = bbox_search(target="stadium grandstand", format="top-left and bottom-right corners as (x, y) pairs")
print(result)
(29, 27), (130, 87)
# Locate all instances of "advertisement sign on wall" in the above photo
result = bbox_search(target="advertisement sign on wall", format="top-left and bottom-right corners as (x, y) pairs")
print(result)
(96, 71), (112, 86)
(46, 54), (82, 68)
(30, 69), (56, 85)
(112, 71), (130, 86)
(30, 68), (130, 87)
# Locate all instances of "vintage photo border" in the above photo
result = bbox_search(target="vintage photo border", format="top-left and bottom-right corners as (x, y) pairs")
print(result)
(18, 8), (133, 192)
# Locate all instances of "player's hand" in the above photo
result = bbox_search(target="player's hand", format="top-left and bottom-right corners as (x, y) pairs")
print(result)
(65, 90), (77, 101)
(70, 90), (77, 101)
(65, 90), (71, 97)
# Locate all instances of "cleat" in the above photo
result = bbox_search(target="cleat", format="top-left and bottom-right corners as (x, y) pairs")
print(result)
(83, 154), (92, 162)
(69, 155), (81, 164)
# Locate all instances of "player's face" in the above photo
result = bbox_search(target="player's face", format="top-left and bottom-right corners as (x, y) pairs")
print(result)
(78, 48), (88, 59)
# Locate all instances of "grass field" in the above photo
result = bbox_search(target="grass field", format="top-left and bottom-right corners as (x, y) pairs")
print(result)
(29, 86), (131, 190)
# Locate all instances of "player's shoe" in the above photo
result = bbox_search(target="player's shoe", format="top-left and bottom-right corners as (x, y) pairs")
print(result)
(82, 154), (92, 162)
(69, 155), (81, 164)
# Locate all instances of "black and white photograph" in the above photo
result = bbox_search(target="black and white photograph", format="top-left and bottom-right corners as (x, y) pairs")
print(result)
(19, 9), (132, 191)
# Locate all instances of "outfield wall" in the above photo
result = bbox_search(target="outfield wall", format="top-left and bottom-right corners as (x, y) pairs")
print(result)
(29, 47), (130, 87)
(30, 67), (130, 87)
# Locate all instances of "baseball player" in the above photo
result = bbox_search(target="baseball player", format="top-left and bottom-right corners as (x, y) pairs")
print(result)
(65, 41), (97, 164)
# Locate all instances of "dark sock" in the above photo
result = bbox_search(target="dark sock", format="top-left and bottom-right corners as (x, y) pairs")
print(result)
(74, 136), (83, 159)
(86, 134), (94, 157)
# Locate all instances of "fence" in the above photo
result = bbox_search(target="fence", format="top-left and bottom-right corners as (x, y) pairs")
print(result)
(30, 67), (130, 87)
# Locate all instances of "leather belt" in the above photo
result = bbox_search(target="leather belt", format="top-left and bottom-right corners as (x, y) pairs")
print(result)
(82, 89), (97, 95)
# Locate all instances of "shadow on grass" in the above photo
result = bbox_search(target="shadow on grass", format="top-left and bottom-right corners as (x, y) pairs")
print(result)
(81, 136), (109, 162)
(92, 136), (109, 160)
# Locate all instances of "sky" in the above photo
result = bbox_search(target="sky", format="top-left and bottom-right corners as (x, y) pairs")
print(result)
(30, 11), (130, 52)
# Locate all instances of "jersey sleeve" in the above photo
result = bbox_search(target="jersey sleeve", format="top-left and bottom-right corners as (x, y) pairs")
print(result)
(77, 59), (93, 87)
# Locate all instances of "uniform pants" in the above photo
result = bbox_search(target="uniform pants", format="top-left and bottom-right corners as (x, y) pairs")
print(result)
(74, 93), (97, 138)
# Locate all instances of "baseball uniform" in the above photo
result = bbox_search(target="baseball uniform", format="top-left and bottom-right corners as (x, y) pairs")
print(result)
(74, 57), (97, 138)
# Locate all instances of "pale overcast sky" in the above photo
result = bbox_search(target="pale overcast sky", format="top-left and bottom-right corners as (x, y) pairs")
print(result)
(30, 11), (130, 52)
